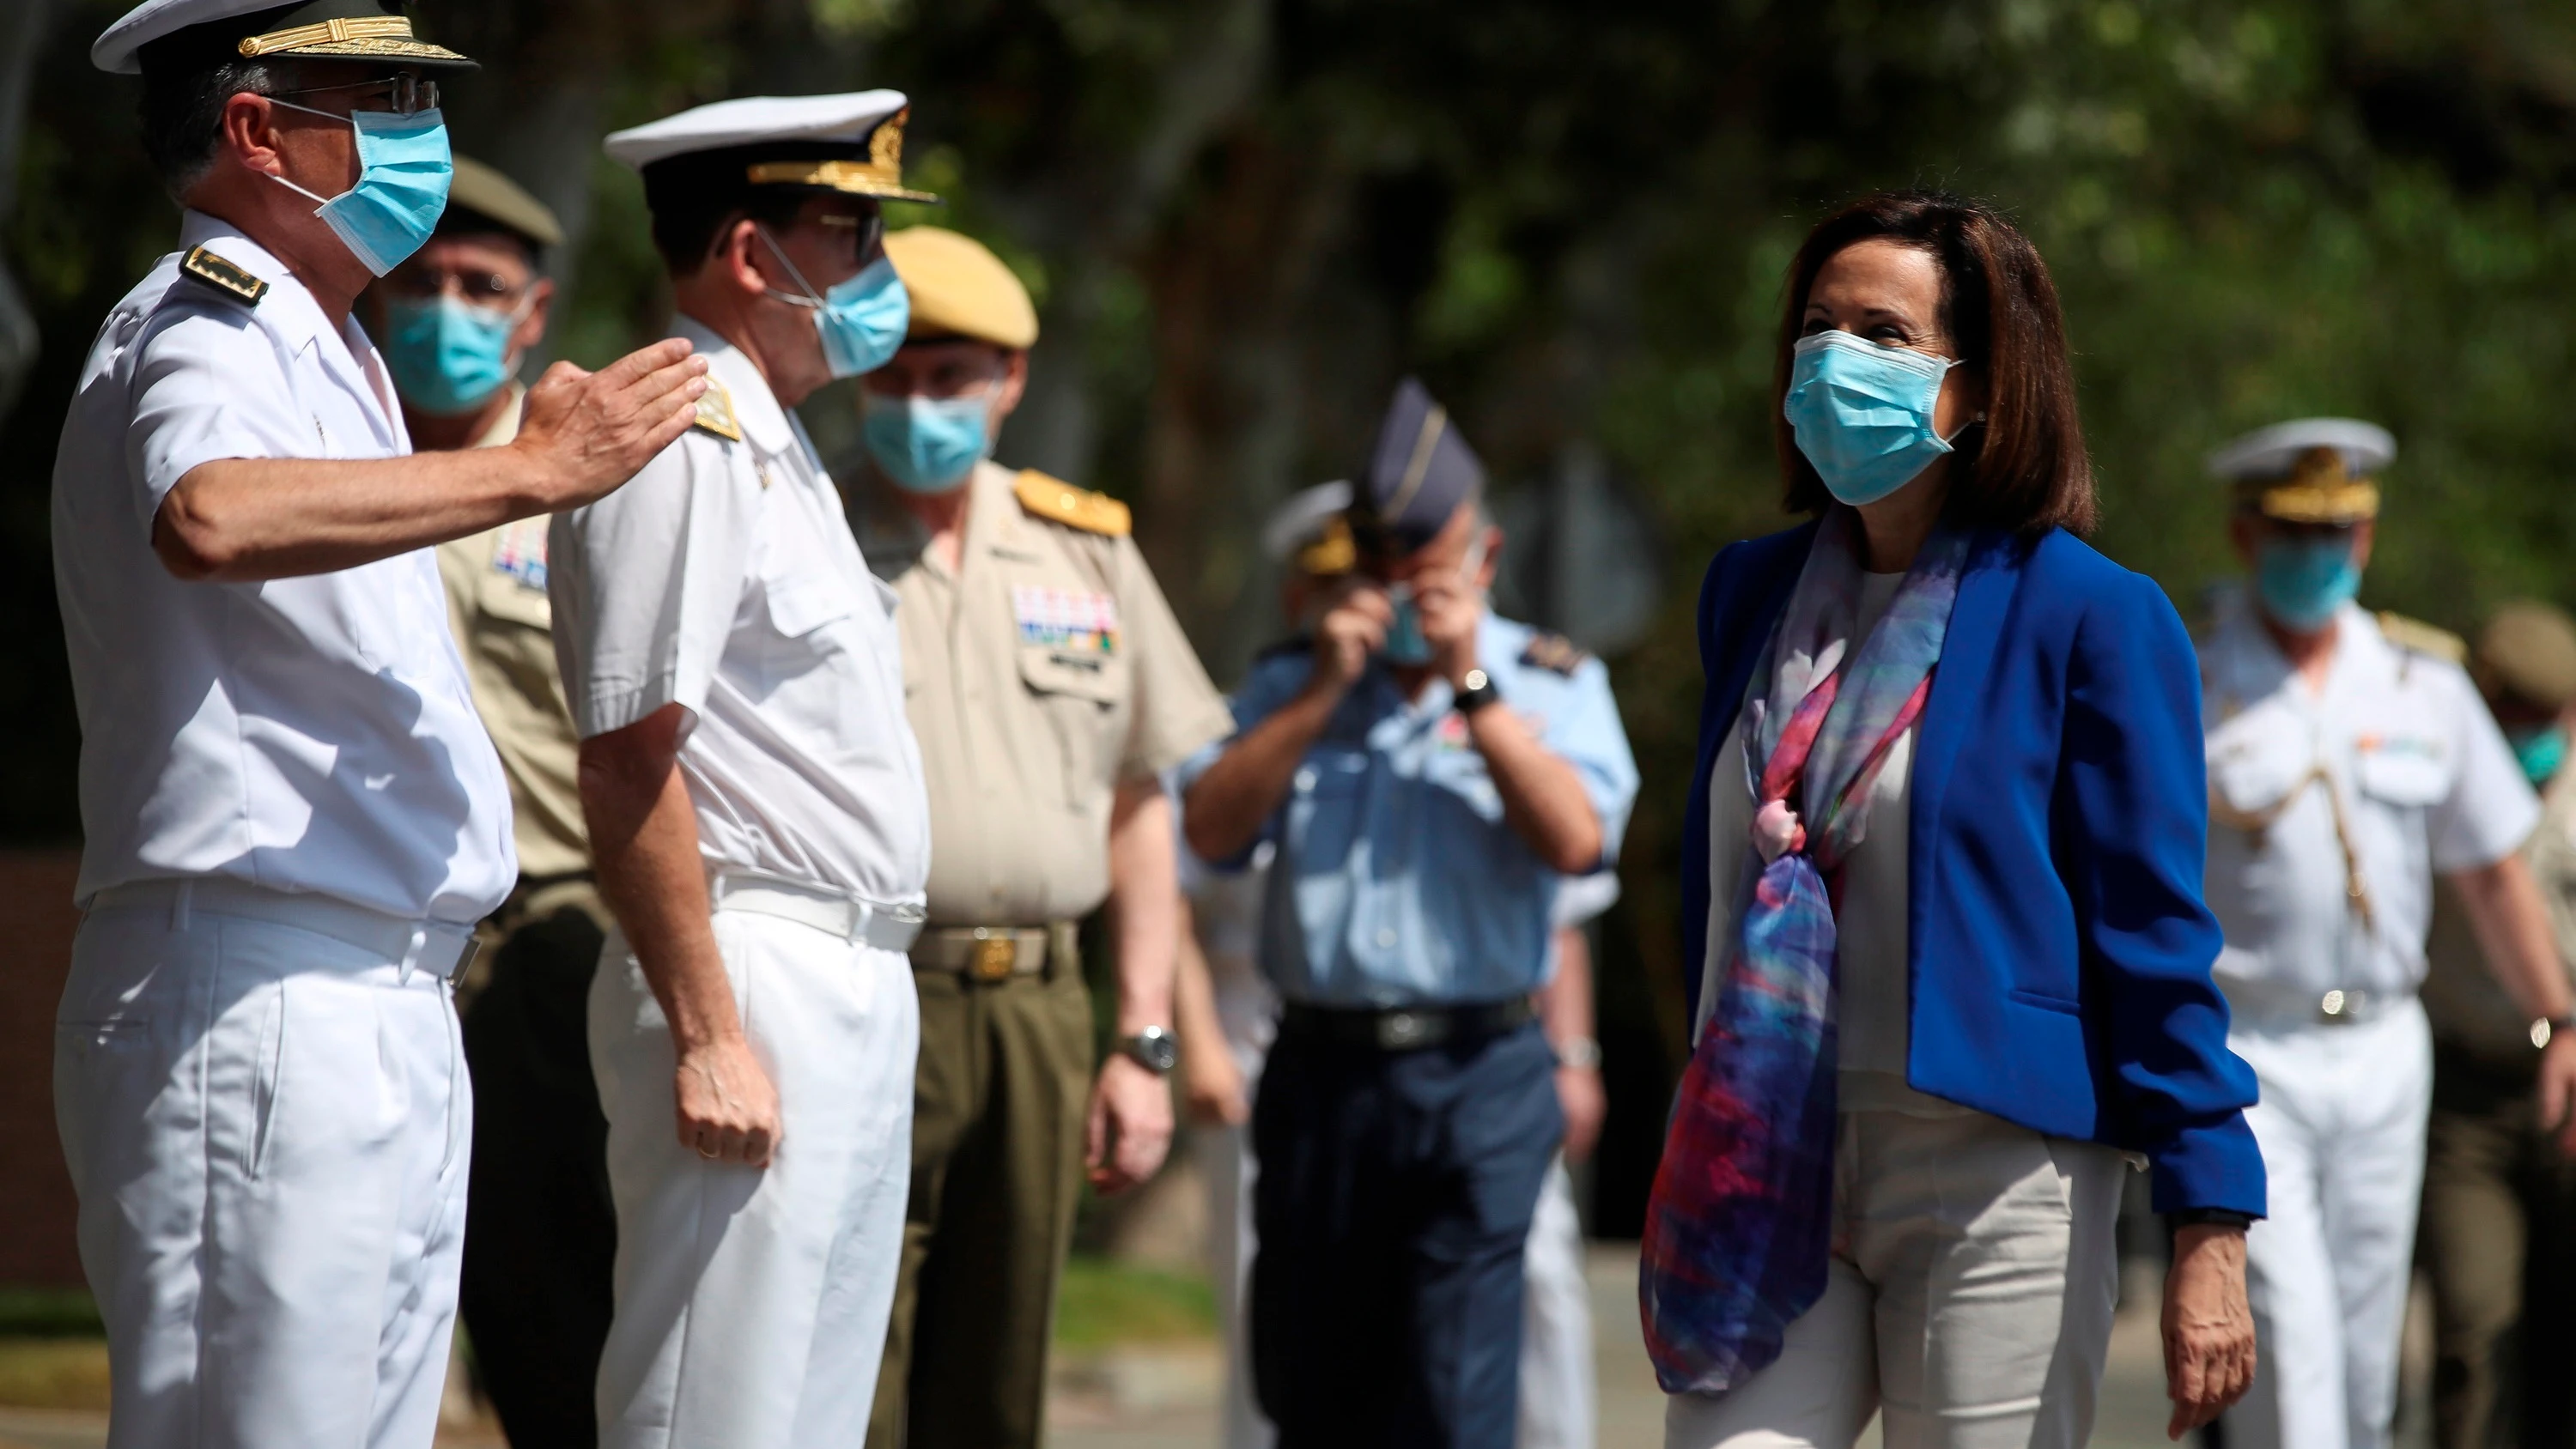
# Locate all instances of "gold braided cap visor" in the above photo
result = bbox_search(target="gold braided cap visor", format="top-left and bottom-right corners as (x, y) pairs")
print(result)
(236, 15), (469, 64)
(744, 159), (939, 203)
(2238, 446), (2381, 524)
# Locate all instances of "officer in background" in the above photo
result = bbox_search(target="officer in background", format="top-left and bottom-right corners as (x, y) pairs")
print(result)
(2198, 420), (2576, 1449)
(848, 225), (1235, 1449)
(57, 4), (705, 1444)
(2419, 601), (2576, 1449)
(554, 94), (934, 1449)
(371, 160), (616, 1447)
(1182, 381), (1639, 1448)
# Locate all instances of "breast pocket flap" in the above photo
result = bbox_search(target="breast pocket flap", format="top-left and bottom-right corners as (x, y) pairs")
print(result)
(2356, 745), (2449, 807)
(767, 578), (854, 639)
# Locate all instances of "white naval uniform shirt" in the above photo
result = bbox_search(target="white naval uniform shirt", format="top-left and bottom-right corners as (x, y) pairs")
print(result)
(2200, 587), (2537, 1007)
(548, 316), (929, 905)
(50, 210), (513, 923)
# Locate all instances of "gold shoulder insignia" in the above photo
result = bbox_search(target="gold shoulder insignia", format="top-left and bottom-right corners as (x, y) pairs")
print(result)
(1518, 631), (1591, 676)
(1013, 469), (1131, 537)
(2377, 610), (2466, 665)
(691, 380), (742, 442)
(178, 246), (267, 306)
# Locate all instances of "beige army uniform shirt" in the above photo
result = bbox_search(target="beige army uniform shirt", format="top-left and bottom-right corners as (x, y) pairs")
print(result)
(858, 459), (1232, 925)
(2423, 761), (2576, 1064)
(433, 385), (589, 881)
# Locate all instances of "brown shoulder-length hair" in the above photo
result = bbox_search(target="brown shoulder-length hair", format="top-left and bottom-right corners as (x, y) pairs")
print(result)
(1774, 190), (2097, 536)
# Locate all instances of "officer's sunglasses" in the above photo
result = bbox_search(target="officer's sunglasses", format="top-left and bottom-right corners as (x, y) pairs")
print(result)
(381, 264), (529, 306)
(267, 74), (440, 118)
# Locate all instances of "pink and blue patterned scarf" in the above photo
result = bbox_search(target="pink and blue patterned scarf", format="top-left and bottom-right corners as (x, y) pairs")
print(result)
(1637, 508), (1971, 1395)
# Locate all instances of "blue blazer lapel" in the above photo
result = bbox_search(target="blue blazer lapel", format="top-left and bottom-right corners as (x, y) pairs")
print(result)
(1680, 522), (1814, 1031)
(1906, 529), (2024, 935)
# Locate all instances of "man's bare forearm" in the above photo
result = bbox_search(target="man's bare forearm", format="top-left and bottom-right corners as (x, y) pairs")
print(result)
(2451, 854), (2576, 1021)
(155, 447), (556, 582)
(1465, 704), (1602, 873)
(580, 705), (739, 1052)
(1182, 687), (1338, 862)
(1107, 780), (1181, 1033)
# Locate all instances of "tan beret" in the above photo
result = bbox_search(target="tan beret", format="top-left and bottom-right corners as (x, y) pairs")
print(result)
(442, 156), (564, 251)
(2475, 601), (2576, 711)
(881, 226), (1038, 350)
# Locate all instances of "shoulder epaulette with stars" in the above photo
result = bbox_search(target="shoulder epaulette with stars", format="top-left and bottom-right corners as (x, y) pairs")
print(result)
(2377, 610), (2466, 665)
(1517, 631), (1591, 676)
(1014, 470), (1131, 537)
(178, 246), (267, 306)
(690, 380), (743, 442)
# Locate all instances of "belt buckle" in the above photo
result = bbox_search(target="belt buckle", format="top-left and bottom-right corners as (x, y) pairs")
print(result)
(969, 929), (1018, 983)
(1377, 1010), (1427, 1051)
(2318, 988), (2369, 1023)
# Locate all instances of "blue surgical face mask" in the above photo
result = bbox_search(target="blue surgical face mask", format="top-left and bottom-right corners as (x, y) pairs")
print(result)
(756, 227), (909, 379)
(1379, 532), (1490, 667)
(266, 100), (452, 276)
(383, 294), (525, 415)
(2253, 534), (2363, 633)
(1783, 329), (1967, 507)
(861, 390), (992, 493)
(2510, 724), (2567, 786)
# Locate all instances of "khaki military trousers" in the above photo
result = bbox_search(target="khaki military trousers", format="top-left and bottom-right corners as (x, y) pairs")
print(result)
(867, 961), (1095, 1449)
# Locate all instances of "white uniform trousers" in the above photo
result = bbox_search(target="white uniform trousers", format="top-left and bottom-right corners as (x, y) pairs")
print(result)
(54, 896), (471, 1449)
(1194, 1118), (1275, 1449)
(1665, 1109), (2126, 1449)
(2220, 999), (2432, 1449)
(1518, 1155), (1597, 1449)
(591, 906), (919, 1449)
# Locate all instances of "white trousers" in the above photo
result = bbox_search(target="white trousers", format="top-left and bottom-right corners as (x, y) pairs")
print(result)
(54, 899), (470, 1449)
(591, 907), (918, 1449)
(1195, 1118), (1276, 1449)
(2221, 1001), (2431, 1449)
(1520, 1156), (1598, 1449)
(1664, 1110), (2126, 1449)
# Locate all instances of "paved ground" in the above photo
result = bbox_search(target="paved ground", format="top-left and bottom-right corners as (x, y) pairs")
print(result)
(0, 1248), (2437, 1448)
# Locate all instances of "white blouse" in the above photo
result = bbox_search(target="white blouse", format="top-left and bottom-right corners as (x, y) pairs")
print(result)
(1699, 571), (1963, 1118)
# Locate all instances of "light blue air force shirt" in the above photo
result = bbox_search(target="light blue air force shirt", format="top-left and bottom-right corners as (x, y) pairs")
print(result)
(1180, 612), (1639, 1008)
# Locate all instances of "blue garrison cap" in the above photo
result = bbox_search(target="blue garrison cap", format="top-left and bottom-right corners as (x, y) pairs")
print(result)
(1352, 378), (1485, 552)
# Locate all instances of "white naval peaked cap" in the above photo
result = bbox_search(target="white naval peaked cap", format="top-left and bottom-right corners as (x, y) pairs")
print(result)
(604, 92), (938, 202)
(2205, 417), (2397, 482)
(1261, 481), (1354, 563)
(94, 0), (475, 76)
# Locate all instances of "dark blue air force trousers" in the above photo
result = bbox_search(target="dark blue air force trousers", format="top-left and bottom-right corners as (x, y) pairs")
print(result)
(1249, 1018), (1564, 1448)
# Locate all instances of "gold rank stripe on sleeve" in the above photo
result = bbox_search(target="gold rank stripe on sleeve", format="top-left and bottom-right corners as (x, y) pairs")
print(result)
(178, 246), (267, 306)
(691, 380), (743, 442)
(1013, 470), (1131, 537)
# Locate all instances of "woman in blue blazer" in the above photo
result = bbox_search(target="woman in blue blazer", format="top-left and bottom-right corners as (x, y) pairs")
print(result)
(1642, 192), (2265, 1449)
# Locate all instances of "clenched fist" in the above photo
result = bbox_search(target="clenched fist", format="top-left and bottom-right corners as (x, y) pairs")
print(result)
(512, 337), (709, 510)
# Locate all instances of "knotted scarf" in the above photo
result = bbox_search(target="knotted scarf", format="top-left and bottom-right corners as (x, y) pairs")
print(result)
(1638, 509), (1971, 1395)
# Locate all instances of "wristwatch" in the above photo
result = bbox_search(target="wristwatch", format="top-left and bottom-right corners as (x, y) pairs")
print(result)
(2532, 1015), (2576, 1050)
(1116, 1025), (1179, 1075)
(1552, 1035), (1602, 1071)
(1454, 668), (1503, 716)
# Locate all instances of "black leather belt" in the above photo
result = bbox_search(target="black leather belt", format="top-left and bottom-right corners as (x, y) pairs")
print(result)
(1278, 997), (1534, 1053)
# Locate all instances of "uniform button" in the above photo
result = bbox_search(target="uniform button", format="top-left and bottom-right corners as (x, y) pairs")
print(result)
(1375, 927), (1397, 948)
(1295, 767), (1317, 792)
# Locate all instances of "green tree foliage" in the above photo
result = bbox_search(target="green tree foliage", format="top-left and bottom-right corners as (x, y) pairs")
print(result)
(7, 0), (2576, 1220)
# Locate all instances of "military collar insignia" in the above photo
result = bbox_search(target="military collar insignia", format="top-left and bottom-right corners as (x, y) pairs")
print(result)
(691, 380), (744, 443)
(1518, 631), (1590, 676)
(1013, 469), (1132, 537)
(179, 246), (268, 306)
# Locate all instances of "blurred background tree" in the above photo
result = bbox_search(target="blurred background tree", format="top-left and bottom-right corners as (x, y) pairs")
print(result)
(6, 0), (2575, 1229)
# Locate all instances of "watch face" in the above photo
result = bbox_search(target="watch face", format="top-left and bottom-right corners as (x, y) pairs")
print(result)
(1128, 1028), (1178, 1072)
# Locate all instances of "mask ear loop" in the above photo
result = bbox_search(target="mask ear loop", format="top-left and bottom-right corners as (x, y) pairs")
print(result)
(259, 97), (356, 209)
(752, 222), (830, 311)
